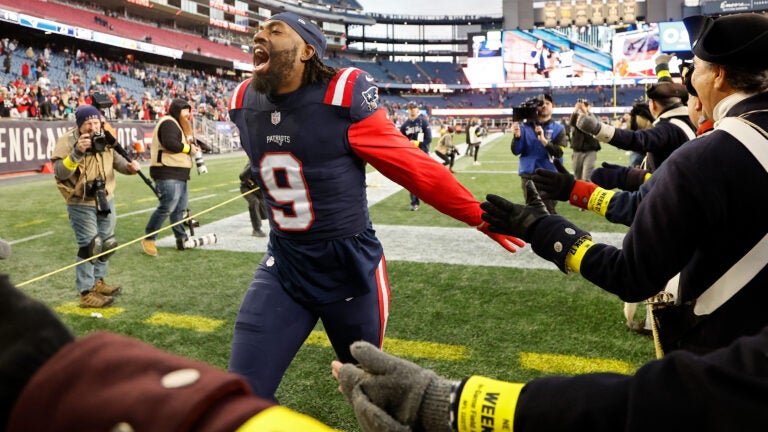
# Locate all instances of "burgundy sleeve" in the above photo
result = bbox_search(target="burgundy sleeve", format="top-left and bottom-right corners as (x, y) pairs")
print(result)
(8, 332), (274, 432)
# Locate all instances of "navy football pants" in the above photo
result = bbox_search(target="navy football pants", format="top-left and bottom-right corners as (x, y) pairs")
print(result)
(228, 254), (390, 400)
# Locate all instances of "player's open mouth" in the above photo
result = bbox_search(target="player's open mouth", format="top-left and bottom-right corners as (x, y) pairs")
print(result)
(253, 47), (270, 72)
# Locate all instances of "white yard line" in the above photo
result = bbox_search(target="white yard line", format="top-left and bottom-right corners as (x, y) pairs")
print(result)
(156, 156), (624, 269)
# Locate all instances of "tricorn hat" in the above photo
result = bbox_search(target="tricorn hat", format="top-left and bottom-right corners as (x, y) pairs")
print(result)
(683, 13), (768, 70)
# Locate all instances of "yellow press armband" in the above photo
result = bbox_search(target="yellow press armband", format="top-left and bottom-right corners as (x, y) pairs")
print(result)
(182, 142), (191, 154)
(456, 376), (525, 432)
(643, 172), (652, 183)
(565, 235), (595, 274)
(412, 140), (420, 147)
(587, 187), (615, 217)
(236, 406), (338, 432)
(62, 156), (79, 171)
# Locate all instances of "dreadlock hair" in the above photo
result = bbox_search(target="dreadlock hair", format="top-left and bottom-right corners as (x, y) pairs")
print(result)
(303, 55), (338, 86)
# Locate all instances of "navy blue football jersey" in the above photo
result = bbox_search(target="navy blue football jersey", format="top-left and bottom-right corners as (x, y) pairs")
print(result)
(229, 67), (489, 303)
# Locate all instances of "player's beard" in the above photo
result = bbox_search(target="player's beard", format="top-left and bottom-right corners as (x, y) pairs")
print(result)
(250, 46), (299, 95)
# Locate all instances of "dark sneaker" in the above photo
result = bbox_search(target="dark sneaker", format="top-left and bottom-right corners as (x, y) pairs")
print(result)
(252, 229), (266, 237)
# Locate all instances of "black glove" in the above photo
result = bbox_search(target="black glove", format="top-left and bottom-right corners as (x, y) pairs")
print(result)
(532, 158), (575, 202)
(480, 181), (550, 242)
(590, 162), (649, 191)
(0, 274), (74, 429)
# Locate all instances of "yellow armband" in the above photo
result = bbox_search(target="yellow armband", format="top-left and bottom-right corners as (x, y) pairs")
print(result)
(456, 376), (525, 432)
(643, 172), (652, 183)
(236, 406), (338, 432)
(62, 156), (79, 171)
(412, 140), (420, 147)
(587, 187), (615, 217)
(182, 142), (191, 154)
(565, 235), (595, 274)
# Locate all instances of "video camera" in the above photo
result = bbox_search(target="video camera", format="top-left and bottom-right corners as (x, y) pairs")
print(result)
(512, 95), (545, 123)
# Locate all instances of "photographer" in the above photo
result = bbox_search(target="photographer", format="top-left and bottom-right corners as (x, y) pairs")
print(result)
(51, 105), (140, 308)
(511, 94), (565, 214)
(434, 126), (458, 172)
(569, 99), (601, 181)
(141, 98), (201, 256)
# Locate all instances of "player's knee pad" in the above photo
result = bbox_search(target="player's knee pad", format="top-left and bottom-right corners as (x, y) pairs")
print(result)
(77, 235), (103, 261)
(98, 235), (118, 262)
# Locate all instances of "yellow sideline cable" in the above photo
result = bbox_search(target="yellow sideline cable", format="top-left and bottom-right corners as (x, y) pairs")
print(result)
(17, 187), (261, 288)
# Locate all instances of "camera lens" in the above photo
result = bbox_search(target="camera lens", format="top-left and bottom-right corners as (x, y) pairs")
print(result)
(195, 153), (208, 174)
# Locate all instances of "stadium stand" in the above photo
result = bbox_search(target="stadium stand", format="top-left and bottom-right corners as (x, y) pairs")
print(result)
(0, 0), (251, 62)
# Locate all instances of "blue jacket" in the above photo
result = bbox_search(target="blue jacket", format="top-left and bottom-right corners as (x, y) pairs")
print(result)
(512, 119), (565, 175)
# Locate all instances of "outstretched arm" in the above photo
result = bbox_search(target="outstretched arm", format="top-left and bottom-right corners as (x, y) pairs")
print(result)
(0, 274), (334, 432)
(333, 329), (768, 432)
(349, 109), (524, 252)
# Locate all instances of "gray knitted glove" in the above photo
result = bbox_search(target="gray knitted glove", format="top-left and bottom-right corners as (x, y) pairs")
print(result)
(337, 341), (455, 432)
(576, 114), (615, 142)
(575, 114), (602, 135)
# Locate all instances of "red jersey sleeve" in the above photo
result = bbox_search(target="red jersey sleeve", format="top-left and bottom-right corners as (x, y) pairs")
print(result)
(348, 109), (483, 227)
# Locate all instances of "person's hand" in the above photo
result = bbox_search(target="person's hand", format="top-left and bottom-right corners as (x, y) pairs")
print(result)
(126, 160), (142, 174)
(477, 222), (525, 253)
(532, 158), (574, 202)
(590, 162), (649, 191)
(332, 341), (454, 432)
(480, 181), (549, 242)
(590, 162), (629, 189)
(534, 124), (546, 143)
(190, 144), (200, 156)
(0, 274), (74, 428)
(75, 133), (92, 154)
(511, 122), (520, 138)
(575, 114), (603, 135)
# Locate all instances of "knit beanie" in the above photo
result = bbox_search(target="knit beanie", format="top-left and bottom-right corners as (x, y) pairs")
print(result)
(75, 105), (101, 128)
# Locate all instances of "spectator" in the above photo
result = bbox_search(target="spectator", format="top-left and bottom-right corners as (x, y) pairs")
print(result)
(487, 13), (768, 355)
(332, 336), (768, 432)
(399, 101), (433, 211)
(0, 274), (336, 432)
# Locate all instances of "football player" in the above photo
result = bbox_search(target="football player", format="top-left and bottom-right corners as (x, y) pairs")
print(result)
(227, 12), (524, 400)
